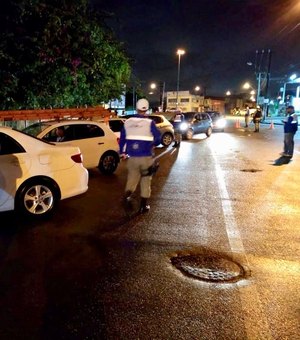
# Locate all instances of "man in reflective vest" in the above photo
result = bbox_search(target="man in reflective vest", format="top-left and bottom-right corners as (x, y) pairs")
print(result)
(120, 98), (161, 213)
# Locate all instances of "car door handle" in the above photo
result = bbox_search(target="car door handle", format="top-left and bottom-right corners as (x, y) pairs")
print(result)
(98, 142), (104, 145)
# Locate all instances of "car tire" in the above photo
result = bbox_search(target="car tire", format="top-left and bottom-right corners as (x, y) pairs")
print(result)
(206, 127), (212, 137)
(16, 179), (59, 218)
(99, 152), (119, 174)
(161, 132), (173, 147)
(186, 129), (194, 140)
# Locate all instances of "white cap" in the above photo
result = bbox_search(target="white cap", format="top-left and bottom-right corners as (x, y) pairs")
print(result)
(136, 98), (149, 111)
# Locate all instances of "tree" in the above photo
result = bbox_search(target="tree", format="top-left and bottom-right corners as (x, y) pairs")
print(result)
(0, 0), (131, 109)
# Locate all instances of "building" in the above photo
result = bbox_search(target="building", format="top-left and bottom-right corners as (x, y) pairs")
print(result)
(166, 91), (225, 113)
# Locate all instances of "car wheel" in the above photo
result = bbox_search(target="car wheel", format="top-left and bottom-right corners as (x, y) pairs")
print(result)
(206, 127), (212, 137)
(99, 152), (119, 174)
(186, 128), (194, 140)
(161, 132), (173, 146)
(16, 179), (59, 218)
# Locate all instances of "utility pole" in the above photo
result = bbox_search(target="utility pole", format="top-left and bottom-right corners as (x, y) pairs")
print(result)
(254, 49), (272, 120)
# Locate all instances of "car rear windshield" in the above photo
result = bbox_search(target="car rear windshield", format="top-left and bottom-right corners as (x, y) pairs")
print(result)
(22, 122), (51, 137)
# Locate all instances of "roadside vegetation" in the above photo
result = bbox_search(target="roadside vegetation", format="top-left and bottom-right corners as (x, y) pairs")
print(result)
(0, 0), (131, 110)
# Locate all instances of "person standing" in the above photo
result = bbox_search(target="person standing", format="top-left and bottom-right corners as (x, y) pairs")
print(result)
(245, 106), (250, 128)
(119, 98), (161, 213)
(281, 105), (298, 158)
(172, 111), (184, 147)
(253, 106), (262, 132)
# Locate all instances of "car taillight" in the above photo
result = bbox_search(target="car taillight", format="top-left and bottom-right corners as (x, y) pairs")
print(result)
(117, 137), (120, 144)
(71, 153), (83, 163)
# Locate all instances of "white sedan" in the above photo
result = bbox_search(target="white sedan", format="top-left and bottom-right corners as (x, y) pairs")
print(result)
(23, 120), (120, 174)
(0, 127), (88, 218)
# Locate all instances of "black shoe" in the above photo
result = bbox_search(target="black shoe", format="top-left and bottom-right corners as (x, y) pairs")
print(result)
(140, 198), (150, 213)
(123, 191), (133, 211)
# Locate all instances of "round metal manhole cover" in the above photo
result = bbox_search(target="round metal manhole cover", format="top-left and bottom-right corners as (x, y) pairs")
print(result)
(171, 254), (245, 283)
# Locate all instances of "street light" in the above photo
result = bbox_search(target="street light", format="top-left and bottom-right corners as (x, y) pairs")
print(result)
(242, 82), (257, 103)
(149, 82), (156, 95)
(176, 48), (185, 109)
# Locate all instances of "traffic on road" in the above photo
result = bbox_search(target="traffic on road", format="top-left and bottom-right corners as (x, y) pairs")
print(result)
(0, 115), (299, 339)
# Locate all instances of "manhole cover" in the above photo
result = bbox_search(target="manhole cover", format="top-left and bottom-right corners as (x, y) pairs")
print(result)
(171, 254), (245, 283)
(240, 169), (262, 173)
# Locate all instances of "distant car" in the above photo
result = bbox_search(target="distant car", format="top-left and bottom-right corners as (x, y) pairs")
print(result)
(23, 120), (120, 174)
(0, 126), (88, 218)
(206, 111), (226, 132)
(170, 112), (212, 140)
(124, 114), (175, 147)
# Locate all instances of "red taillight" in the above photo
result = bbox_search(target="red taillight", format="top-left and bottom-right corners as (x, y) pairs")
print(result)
(71, 153), (83, 163)
(117, 137), (120, 144)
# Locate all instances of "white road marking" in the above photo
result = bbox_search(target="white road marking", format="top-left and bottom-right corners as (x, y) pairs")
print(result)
(210, 148), (273, 339)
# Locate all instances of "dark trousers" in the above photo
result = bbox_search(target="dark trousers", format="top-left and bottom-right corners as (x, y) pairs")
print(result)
(283, 132), (295, 157)
(254, 119), (260, 132)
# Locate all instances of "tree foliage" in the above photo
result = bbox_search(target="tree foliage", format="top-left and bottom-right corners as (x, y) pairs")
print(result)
(0, 0), (131, 109)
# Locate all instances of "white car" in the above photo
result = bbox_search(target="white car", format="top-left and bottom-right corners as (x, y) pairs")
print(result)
(0, 127), (88, 218)
(23, 120), (120, 174)
(123, 114), (175, 146)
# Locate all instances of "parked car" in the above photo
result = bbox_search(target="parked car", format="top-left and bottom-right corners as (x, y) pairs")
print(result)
(0, 126), (88, 218)
(206, 111), (226, 132)
(170, 112), (212, 140)
(23, 120), (120, 174)
(123, 114), (175, 147)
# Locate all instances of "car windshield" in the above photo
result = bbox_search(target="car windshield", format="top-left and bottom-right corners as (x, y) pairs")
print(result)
(22, 122), (52, 137)
(182, 112), (196, 122)
(207, 112), (222, 120)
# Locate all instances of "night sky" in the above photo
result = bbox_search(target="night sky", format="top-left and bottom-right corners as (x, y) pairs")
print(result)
(94, 0), (300, 96)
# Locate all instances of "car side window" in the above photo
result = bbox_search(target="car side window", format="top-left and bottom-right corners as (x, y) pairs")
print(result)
(0, 132), (25, 155)
(109, 120), (124, 132)
(72, 124), (104, 140)
(148, 116), (161, 124)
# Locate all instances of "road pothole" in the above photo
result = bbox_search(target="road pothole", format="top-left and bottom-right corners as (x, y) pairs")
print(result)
(171, 253), (245, 283)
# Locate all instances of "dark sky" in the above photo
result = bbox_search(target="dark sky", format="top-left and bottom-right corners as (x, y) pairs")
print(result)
(94, 0), (300, 96)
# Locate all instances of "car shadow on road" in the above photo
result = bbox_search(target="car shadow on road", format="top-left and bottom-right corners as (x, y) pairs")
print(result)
(272, 156), (292, 166)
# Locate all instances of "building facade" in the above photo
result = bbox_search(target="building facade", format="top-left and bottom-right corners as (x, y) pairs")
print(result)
(166, 91), (225, 113)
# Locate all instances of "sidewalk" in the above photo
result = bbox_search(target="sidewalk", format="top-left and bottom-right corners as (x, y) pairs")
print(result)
(261, 116), (284, 125)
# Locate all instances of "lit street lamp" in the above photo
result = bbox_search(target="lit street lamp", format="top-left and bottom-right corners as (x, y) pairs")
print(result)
(242, 82), (257, 103)
(176, 48), (185, 109)
(149, 82), (156, 95)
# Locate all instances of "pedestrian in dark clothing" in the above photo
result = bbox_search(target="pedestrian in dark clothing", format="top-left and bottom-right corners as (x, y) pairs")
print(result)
(253, 106), (262, 132)
(245, 106), (250, 127)
(281, 105), (298, 158)
(119, 98), (161, 213)
(171, 111), (184, 147)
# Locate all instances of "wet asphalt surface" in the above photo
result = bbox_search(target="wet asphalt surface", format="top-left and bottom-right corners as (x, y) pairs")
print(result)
(0, 117), (300, 339)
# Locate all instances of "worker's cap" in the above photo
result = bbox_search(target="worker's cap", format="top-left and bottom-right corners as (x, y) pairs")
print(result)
(287, 105), (294, 110)
(136, 98), (149, 111)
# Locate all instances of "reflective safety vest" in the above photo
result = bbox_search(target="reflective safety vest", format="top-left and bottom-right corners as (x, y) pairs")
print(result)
(124, 117), (154, 141)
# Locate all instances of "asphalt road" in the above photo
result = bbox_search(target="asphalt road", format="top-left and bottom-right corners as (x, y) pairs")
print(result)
(0, 117), (299, 339)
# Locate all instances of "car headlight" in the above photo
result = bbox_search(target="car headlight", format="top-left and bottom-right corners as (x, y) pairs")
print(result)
(179, 122), (188, 131)
(215, 119), (226, 129)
